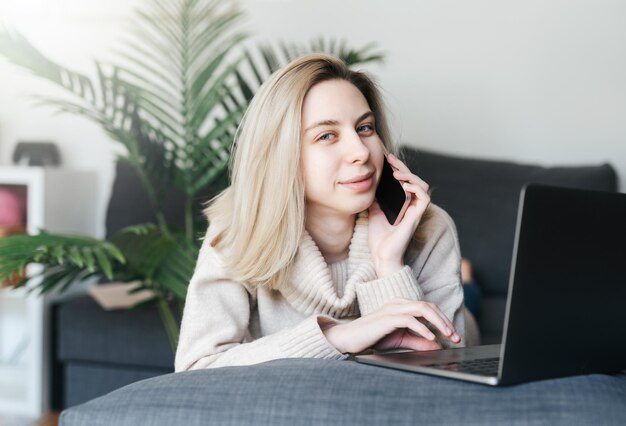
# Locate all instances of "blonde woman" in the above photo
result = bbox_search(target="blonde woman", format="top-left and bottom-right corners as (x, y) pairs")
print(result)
(175, 54), (476, 371)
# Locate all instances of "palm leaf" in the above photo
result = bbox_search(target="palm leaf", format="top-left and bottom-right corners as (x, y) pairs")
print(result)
(151, 241), (198, 302)
(108, 0), (249, 215)
(109, 225), (179, 279)
(0, 30), (94, 103)
(0, 232), (127, 293)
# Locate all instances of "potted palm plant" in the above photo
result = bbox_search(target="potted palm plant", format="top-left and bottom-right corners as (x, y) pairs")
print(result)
(0, 0), (384, 351)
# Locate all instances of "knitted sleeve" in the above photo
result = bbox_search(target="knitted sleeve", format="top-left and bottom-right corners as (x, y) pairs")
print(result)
(174, 235), (347, 372)
(354, 205), (466, 346)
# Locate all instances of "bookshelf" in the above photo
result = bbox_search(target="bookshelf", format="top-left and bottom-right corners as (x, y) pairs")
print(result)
(0, 167), (98, 419)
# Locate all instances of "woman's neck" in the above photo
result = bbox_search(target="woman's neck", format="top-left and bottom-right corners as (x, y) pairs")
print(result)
(305, 211), (356, 264)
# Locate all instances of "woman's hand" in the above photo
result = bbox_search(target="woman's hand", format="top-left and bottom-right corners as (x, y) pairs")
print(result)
(368, 153), (431, 277)
(322, 298), (460, 354)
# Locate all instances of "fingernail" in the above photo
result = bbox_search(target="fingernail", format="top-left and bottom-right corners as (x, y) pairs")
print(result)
(429, 333), (436, 340)
(445, 327), (452, 335)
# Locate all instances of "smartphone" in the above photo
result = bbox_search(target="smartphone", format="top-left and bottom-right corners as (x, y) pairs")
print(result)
(375, 156), (411, 225)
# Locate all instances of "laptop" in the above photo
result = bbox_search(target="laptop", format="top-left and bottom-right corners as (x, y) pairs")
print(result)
(356, 184), (626, 386)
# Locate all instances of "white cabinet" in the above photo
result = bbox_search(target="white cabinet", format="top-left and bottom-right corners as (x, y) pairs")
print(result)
(0, 167), (98, 419)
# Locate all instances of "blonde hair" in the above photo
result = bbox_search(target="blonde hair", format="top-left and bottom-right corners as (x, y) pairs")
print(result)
(205, 53), (432, 290)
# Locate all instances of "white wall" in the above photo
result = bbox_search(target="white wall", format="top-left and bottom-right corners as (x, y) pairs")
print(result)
(1, 0), (625, 236)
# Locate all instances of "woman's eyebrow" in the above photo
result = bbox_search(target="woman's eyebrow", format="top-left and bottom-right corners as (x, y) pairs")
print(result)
(304, 111), (374, 134)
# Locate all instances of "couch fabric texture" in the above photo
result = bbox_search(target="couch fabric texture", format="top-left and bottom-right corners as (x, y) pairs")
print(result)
(54, 296), (173, 408)
(60, 358), (626, 426)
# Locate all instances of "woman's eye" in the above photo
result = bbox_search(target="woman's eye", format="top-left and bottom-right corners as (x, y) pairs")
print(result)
(318, 132), (334, 142)
(358, 124), (375, 133)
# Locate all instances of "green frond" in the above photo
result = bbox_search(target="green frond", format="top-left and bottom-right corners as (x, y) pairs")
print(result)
(188, 34), (247, 105)
(191, 154), (230, 194)
(117, 37), (181, 81)
(52, 245), (65, 264)
(93, 247), (114, 279)
(81, 246), (96, 272)
(120, 84), (183, 140)
(30, 96), (106, 123)
(103, 242), (127, 264)
(109, 226), (177, 279)
(187, 10), (247, 63)
(68, 245), (84, 267)
(157, 297), (180, 352)
(128, 295), (159, 310)
(112, 55), (180, 102)
(187, 0), (221, 23)
(191, 104), (243, 156)
(259, 43), (281, 74)
(151, 0), (183, 21)
(188, 56), (245, 132)
(0, 30), (63, 82)
(233, 68), (254, 103)
(240, 48), (262, 97)
(152, 242), (198, 299)
(0, 30), (99, 106)
(58, 269), (97, 294)
(186, 106), (243, 191)
(0, 232), (127, 295)
(117, 223), (159, 235)
(134, 10), (184, 54)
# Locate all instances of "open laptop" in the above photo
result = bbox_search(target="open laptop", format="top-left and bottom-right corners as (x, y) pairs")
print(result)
(356, 184), (626, 386)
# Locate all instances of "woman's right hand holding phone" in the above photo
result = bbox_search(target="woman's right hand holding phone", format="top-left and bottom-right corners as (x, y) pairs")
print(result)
(322, 297), (460, 354)
(368, 154), (432, 279)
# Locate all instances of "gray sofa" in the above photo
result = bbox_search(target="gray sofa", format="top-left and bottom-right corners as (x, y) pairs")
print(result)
(56, 147), (623, 424)
(61, 358), (626, 425)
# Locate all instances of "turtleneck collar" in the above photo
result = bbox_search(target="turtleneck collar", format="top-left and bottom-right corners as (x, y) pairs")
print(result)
(280, 210), (377, 318)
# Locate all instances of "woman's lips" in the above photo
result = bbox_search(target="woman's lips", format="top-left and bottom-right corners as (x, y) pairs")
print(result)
(339, 172), (374, 192)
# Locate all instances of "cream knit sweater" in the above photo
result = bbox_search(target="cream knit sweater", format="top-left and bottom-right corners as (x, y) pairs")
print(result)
(175, 204), (466, 371)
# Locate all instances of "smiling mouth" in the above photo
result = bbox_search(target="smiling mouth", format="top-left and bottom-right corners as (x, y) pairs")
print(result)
(340, 171), (374, 184)
(339, 171), (375, 192)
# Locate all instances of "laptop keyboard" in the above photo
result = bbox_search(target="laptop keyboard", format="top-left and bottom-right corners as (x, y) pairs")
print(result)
(425, 357), (500, 376)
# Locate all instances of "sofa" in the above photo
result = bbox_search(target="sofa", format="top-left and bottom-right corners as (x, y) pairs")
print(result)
(54, 146), (623, 424)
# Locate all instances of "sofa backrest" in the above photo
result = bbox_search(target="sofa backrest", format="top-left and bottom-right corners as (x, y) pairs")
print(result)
(400, 146), (617, 342)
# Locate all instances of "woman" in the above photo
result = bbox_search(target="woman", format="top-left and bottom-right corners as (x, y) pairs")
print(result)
(175, 54), (473, 371)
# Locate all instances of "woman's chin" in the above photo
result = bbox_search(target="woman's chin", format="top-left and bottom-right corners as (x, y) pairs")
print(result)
(348, 197), (376, 215)
(308, 193), (376, 217)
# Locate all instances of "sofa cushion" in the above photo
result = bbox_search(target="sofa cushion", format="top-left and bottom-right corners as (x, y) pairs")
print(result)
(60, 358), (626, 426)
(56, 295), (175, 369)
(63, 362), (170, 408)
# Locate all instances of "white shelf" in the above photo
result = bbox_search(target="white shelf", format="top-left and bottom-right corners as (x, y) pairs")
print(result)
(0, 365), (29, 419)
(0, 167), (99, 419)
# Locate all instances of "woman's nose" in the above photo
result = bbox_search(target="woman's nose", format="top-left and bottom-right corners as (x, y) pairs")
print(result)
(344, 129), (370, 163)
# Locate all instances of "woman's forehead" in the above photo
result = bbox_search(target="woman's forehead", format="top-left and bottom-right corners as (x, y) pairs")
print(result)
(301, 80), (371, 128)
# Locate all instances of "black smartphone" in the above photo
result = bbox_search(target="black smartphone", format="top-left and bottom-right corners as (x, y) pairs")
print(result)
(375, 156), (411, 225)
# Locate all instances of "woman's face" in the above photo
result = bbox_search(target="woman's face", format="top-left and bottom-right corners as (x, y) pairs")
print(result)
(300, 79), (385, 219)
